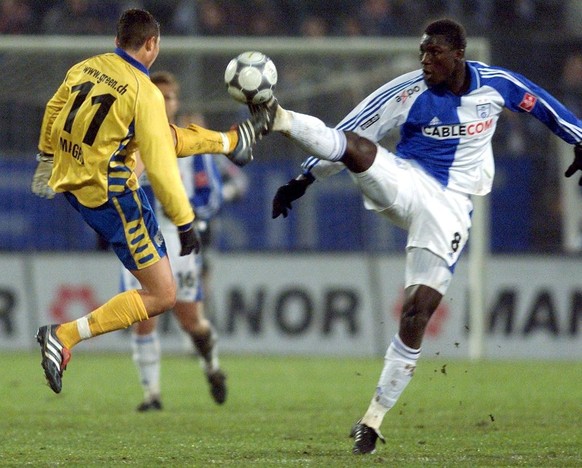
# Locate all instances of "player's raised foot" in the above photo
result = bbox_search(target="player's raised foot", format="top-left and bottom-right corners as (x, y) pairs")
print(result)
(206, 369), (227, 405)
(248, 97), (279, 134)
(35, 324), (71, 394)
(136, 397), (163, 412)
(350, 419), (386, 455)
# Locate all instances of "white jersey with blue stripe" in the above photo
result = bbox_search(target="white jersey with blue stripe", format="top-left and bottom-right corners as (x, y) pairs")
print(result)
(139, 153), (223, 231)
(302, 61), (582, 196)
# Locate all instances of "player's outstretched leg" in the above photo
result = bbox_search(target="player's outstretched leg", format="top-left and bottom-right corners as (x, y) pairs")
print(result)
(35, 324), (71, 394)
(259, 98), (347, 163)
(192, 326), (227, 404)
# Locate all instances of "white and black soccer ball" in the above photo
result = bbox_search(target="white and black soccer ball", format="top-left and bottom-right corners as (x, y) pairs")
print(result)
(224, 51), (278, 105)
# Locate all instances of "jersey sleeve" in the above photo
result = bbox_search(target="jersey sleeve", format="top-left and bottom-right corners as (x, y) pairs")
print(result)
(38, 79), (70, 154)
(495, 67), (582, 145)
(134, 86), (194, 227)
(172, 123), (231, 157)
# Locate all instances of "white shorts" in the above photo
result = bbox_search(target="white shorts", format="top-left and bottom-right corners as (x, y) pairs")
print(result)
(404, 247), (453, 295)
(120, 226), (203, 303)
(353, 146), (473, 293)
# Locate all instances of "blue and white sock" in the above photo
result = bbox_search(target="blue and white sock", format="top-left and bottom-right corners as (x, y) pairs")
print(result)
(132, 331), (161, 401)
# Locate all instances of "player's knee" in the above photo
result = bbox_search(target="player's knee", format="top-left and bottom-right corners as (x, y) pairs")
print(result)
(400, 289), (438, 329)
(157, 284), (177, 312)
(177, 304), (205, 333)
(342, 132), (377, 173)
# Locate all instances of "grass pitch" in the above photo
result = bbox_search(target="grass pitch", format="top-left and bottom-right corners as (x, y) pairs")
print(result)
(1, 352), (580, 466)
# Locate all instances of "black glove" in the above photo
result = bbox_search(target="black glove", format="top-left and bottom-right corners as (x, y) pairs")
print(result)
(272, 174), (314, 219)
(565, 143), (582, 185)
(178, 223), (201, 256)
(228, 100), (277, 167)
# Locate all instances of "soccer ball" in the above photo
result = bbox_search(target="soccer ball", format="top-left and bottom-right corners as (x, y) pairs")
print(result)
(224, 51), (278, 105)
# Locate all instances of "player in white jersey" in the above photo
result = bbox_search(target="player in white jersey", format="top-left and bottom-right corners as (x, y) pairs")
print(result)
(260, 18), (582, 455)
(120, 71), (226, 410)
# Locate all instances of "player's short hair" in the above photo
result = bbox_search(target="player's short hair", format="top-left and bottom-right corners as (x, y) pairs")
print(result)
(424, 19), (466, 51)
(151, 71), (180, 93)
(116, 9), (160, 52)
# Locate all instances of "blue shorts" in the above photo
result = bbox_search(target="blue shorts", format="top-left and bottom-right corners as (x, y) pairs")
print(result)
(64, 189), (167, 270)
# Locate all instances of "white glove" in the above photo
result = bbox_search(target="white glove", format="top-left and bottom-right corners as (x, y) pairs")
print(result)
(31, 152), (56, 199)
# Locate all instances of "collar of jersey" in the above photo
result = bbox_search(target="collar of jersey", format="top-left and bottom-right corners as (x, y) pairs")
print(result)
(114, 47), (149, 76)
(465, 61), (481, 93)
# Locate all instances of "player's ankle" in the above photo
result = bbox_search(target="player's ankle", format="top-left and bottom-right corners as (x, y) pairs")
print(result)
(273, 106), (291, 132)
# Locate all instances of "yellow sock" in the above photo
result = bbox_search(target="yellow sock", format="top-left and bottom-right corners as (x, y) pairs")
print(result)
(172, 123), (237, 156)
(56, 321), (81, 350)
(56, 290), (149, 349)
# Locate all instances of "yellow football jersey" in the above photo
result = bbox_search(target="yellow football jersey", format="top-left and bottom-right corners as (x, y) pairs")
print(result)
(38, 49), (194, 228)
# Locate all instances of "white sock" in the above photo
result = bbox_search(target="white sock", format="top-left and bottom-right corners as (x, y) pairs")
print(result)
(361, 334), (421, 429)
(206, 328), (220, 374)
(131, 331), (161, 401)
(276, 108), (346, 161)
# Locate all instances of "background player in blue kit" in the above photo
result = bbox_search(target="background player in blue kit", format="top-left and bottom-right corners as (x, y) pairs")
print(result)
(120, 71), (227, 411)
(262, 18), (582, 455)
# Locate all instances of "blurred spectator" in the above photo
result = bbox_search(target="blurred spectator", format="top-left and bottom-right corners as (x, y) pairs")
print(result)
(141, 0), (175, 30)
(423, 0), (494, 35)
(492, 0), (564, 34)
(245, 0), (289, 36)
(356, 0), (409, 36)
(169, 0), (198, 35)
(514, 0), (537, 21)
(0, 0), (35, 34)
(335, 15), (364, 36)
(299, 14), (330, 37)
(196, 0), (235, 36)
(41, 0), (119, 35)
(560, 52), (582, 118)
(564, 0), (582, 38)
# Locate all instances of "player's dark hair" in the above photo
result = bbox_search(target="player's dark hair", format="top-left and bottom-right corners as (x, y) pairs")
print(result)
(424, 19), (466, 51)
(116, 9), (160, 51)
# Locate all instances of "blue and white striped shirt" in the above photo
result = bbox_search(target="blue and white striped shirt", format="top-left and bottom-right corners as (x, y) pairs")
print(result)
(302, 61), (582, 196)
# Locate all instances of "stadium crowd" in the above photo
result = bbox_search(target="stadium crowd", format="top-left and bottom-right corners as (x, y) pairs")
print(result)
(0, 0), (579, 38)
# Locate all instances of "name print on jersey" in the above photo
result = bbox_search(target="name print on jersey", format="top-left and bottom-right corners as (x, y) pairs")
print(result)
(59, 137), (83, 164)
(82, 65), (128, 95)
(422, 118), (494, 140)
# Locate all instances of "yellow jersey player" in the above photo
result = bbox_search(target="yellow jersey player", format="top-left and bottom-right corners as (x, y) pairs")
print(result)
(31, 8), (273, 394)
